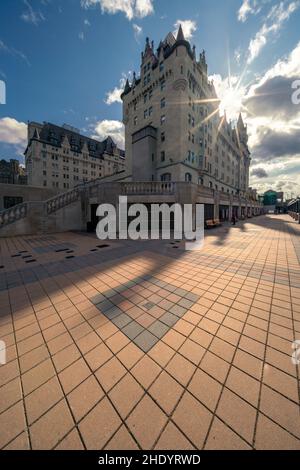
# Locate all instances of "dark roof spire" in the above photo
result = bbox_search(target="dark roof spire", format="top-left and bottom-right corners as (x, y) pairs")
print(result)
(176, 24), (185, 41)
(124, 79), (130, 94)
(237, 112), (244, 127)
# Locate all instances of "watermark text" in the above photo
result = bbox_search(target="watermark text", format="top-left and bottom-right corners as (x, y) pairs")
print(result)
(96, 196), (204, 251)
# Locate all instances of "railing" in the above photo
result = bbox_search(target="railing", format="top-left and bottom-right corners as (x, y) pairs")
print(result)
(0, 202), (28, 227)
(121, 182), (175, 195)
(46, 188), (80, 214)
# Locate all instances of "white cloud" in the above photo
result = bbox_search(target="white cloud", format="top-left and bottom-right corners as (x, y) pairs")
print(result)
(173, 20), (197, 41)
(133, 23), (142, 42)
(105, 84), (124, 105)
(248, 40), (300, 89)
(81, 0), (154, 20)
(0, 117), (27, 147)
(79, 32), (85, 40)
(238, 0), (253, 22)
(92, 120), (125, 149)
(237, 0), (264, 22)
(105, 73), (132, 105)
(21, 0), (45, 26)
(247, 1), (300, 64)
(84, 18), (91, 26)
(0, 39), (30, 66)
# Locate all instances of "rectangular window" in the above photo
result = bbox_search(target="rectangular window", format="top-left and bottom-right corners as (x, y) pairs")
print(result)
(149, 106), (153, 116)
(160, 98), (166, 108)
(134, 116), (137, 126)
(160, 115), (166, 125)
(144, 94), (147, 104)
(3, 196), (23, 209)
(159, 61), (164, 73)
(161, 151), (165, 162)
(160, 80), (165, 91)
(161, 132), (165, 142)
(144, 109), (148, 119)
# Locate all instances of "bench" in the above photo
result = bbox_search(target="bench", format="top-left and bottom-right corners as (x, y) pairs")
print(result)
(205, 219), (222, 229)
(205, 219), (216, 228)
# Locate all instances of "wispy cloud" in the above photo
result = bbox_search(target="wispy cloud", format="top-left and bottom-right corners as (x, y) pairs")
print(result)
(0, 39), (30, 66)
(237, 0), (264, 22)
(247, 1), (300, 64)
(21, 0), (45, 26)
(81, 0), (154, 21)
(133, 23), (142, 42)
(173, 19), (197, 41)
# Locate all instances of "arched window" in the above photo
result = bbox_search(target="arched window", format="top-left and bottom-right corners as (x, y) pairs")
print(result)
(161, 173), (171, 182)
(198, 177), (203, 185)
(185, 173), (192, 182)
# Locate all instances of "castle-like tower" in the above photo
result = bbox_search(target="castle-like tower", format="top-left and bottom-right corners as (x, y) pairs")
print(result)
(122, 26), (251, 196)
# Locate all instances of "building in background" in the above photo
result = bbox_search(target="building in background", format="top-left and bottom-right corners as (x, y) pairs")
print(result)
(122, 27), (250, 196)
(24, 122), (125, 190)
(263, 190), (285, 213)
(0, 158), (27, 185)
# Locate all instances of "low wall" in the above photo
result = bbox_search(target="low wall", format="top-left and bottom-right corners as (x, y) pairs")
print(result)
(0, 184), (58, 211)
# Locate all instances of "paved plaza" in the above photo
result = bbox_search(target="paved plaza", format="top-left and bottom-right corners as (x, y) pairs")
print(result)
(0, 214), (300, 450)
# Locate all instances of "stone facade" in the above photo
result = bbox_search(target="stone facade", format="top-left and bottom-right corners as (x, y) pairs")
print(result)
(24, 121), (126, 190)
(122, 27), (251, 196)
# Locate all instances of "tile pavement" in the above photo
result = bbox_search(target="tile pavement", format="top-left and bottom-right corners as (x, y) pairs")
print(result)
(0, 214), (300, 450)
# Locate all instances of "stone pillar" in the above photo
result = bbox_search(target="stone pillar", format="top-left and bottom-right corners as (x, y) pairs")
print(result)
(214, 190), (219, 220)
(229, 195), (233, 221)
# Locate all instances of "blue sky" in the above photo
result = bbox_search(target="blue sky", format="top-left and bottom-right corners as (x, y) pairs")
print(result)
(1, 0), (300, 195)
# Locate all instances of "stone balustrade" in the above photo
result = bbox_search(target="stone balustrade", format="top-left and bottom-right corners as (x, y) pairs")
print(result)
(121, 182), (175, 195)
(46, 188), (80, 214)
(0, 202), (28, 227)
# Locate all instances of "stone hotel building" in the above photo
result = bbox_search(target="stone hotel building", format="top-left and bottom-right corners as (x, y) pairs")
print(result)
(24, 122), (125, 190)
(122, 26), (251, 199)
